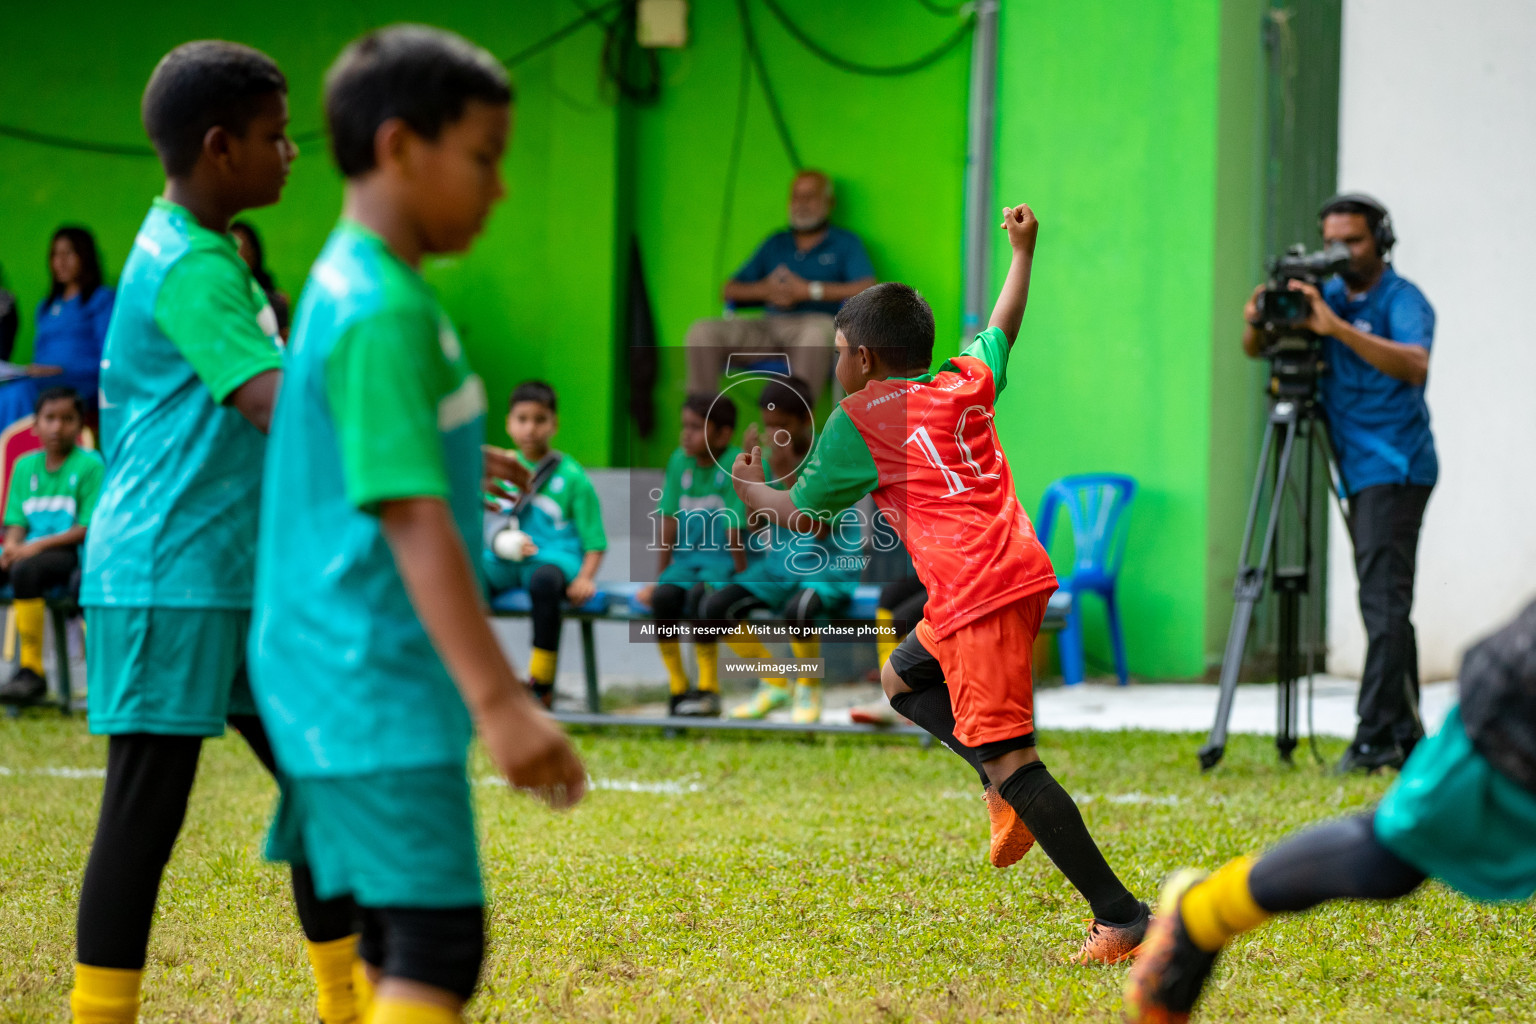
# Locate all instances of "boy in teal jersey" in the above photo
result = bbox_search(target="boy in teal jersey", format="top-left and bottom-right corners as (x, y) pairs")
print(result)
(637, 393), (748, 717)
(70, 42), (364, 1024)
(0, 388), (102, 705)
(250, 27), (585, 1024)
(483, 380), (607, 707)
(714, 377), (861, 723)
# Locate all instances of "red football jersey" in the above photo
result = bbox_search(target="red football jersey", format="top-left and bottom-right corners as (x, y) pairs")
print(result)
(793, 328), (1057, 639)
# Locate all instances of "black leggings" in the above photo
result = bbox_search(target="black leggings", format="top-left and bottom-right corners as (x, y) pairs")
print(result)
(879, 576), (927, 633)
(698, 583), (824, 639)
(1248, 812), (1427, 913)
(358, 905), (485, 1002)
(651, 581), (709, 630)
(0, 544), (78, 598)
(525, 563), (568, 651)
(76, 713), (357, 969)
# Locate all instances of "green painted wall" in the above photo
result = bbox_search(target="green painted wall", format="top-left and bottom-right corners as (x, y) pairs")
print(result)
(0, 2), (624, 464)
(992, 1), (1269, 679)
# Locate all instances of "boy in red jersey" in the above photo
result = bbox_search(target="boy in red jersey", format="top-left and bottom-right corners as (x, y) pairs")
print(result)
(733, 204), (1149, 963)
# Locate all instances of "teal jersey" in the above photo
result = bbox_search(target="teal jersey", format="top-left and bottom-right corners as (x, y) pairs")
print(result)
(738, 486), (863, 606)
(82, 198), (283, 609)
(4, 447), (105, 540)
(488, 451), (607, 566)
(659, 444), (744, 565)
(251, 221), (485, 777)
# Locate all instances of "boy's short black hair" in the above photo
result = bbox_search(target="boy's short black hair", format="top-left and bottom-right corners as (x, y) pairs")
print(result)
(325, 24), (514, 178)
(833, 282), (935, 374)
(683, 392), (736, 431)
(142, 41), (288, 177)
(758, 376), (814, 421)
(509, 379), (557, 414)
(35, 386), (84, 419)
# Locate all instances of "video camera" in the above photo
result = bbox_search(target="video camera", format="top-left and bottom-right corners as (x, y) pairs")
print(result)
(1253, 241), (1351, 334)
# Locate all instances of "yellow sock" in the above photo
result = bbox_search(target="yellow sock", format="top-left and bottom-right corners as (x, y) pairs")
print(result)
(15, 597), (45, 674)
(70, 963), (141, 1024)
(352, 960), (376, 1022)
(1180, 855), (1271, 953)
(728, 625), (788, 688)
(306, 934), (360, 1024)
(659, 640), (689, 695)
(528, 647), (558, 686)
(875, 609), (901, 667)
(726, 623), (771, 660)
(364, 993), (459, 1024)
(696, 642), (719, 693)
(790, 638), (819, 687)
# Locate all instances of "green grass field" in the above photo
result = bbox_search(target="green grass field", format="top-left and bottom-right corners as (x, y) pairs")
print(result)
(3, 715), (1533, 1023)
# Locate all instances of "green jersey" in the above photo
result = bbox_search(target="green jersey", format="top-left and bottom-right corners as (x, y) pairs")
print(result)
(486, 450), (606, 575)
(251, 221), (485, 777)
(659, 444), (744, 567)
(3, 447), (105, 540)
(82, 197), (282, 609)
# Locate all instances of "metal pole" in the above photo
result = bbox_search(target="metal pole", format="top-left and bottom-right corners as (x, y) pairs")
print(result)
(961, 0), (1000, 335)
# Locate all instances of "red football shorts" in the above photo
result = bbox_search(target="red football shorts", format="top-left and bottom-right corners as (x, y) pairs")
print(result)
(914, 589), (1052, 747)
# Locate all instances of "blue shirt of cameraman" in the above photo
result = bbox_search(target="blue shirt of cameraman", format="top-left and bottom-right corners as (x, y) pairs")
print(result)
(1318, 265), (1437, 495)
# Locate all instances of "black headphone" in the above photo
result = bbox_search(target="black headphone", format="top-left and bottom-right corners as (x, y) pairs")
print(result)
(1319, 192), (1395, 256)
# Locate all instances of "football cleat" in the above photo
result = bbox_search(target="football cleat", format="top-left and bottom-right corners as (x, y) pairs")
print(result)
(791, 682), (823, 724)
(984, 785), (1035, 867)
(1122, 871), (1219, 1022)
(1075, 901), (1151, 966)
(729, 682), (790, 719)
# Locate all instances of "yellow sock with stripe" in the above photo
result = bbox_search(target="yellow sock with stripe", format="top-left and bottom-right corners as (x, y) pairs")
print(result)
(659, 640), (689, 695)
(15, 597), (45, 675)
(352, 960), (376, 1022)
(1179, 855), (1272, 953)
(728, 626), (788, 688)
(696, 642), (719, 693)
(790, 638), (820, 688)
(306, 934), (360, 1024)
(875, 609), (900, 668)
(70, 964), (141, 1024)
(528, 647), (558, 686)
(364, 994), (460, 1024)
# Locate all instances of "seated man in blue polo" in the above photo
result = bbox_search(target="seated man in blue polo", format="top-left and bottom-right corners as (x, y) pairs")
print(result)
(1241, 192), (1437, 774)
(685, 170), (875, 403)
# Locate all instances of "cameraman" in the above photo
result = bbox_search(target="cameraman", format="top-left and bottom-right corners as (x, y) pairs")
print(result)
(1241, 194), (1437, 774)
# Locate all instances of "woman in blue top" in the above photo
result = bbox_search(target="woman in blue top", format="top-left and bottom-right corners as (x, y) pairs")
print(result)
(0, 227), (114, 429)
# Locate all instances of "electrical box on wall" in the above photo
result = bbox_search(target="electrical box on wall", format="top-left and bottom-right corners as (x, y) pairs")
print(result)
(637, 0), (688, 48)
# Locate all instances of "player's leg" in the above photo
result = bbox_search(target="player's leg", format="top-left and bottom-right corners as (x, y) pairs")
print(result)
(1124, 813), (1424, 1023)
(366, 907), (484, 1023)
(524, 563), (570, 708)
(650, 582), (693, 710)
(784, 588), (824, 724)
(73, 733), (203, 1024)
(0, 545), (78, 703)
(698, 584), (777, 719)
(230, 713), (361, 1024)
(852, 578), (926, 725)
(683, 582), (724, 711)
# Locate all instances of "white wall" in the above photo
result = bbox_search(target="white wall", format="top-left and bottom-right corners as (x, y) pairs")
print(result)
(1329, 0), (1536, 680)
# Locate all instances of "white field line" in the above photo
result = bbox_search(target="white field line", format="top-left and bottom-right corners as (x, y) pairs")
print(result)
(477, 774), (705, 795)
(0, 765), (105, 778)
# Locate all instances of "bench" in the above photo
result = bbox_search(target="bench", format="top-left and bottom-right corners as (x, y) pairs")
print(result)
(488, 582), (1071, 718)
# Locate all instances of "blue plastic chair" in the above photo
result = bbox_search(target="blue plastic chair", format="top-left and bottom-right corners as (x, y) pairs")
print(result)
(1034, 474), (1137, 686)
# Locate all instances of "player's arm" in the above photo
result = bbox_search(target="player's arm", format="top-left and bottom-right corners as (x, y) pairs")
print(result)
(156, 250), (285, 434)
(734, 447), (808, 531)
(988, 204), (1039, 350)
(0, 525), (25, 568)
(15, 524), (86, 555)
(568, 550), (604, 605)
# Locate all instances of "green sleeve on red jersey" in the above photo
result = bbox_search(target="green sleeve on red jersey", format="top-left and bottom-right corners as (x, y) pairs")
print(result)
(790, 406), (880, 518)
(326, 308), (450, 512)
(3, 457), (30, 529)
(569, 467), (608, 552)
(74, 452), (105, 526)
(953, 325), (1010, 397)
(155, 249), (283, 404)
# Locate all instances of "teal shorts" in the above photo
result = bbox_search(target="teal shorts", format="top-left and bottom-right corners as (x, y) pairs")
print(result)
(266, 764), (483, 909)
(1375, 704), (1536, 902)
(85, 606), (253, 736)
(481, 550), (582, 594)
(659, 558), (733, 587)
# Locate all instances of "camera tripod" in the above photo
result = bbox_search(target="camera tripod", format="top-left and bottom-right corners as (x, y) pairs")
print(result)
(1199, 346), (1349, 770)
